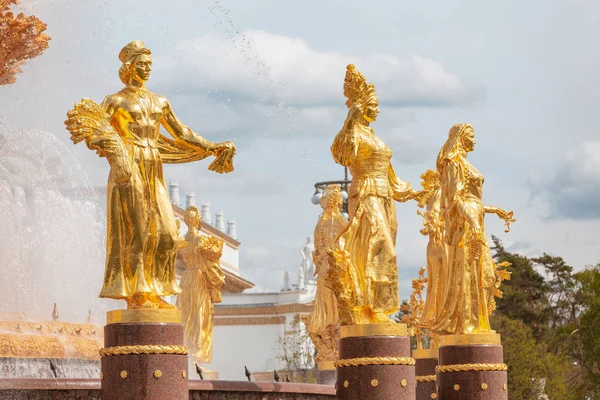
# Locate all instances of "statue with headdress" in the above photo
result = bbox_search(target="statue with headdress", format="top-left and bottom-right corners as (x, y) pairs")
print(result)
(307, 185), (348, 368)
(64, 41), (235, 309)
(327, 64), (419, 325)
(431, 123), (515, 334)
(177, 206), (225, 362)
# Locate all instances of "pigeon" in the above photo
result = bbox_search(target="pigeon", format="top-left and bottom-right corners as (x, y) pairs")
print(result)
(285, 375), (291, 383)
(194, 362), (204, 380)
(244, 366), (252, 381)
(274, 370), (280, 382)
(49, 360), (58, 378)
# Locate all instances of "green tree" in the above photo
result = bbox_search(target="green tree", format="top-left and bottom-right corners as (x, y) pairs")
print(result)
(491, 239), (597, 398)
(491, 237), (549, 338)
(573, 263), (600, 397)
(491, 314), (577, 400)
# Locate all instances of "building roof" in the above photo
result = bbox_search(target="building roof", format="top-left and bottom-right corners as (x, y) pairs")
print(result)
(222, 270), (255, 293)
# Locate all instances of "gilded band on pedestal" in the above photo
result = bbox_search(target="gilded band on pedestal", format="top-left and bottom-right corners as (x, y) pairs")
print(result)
(307, 185), (348, 366)
(177, 206), (225, 362)
(64, 40), (235, 310)
(430, 123), (514, 334)
(327, 64), (418, 325)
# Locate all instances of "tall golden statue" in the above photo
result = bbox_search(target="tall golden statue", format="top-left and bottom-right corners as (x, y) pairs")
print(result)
(327, 64), (418, 325)
(431, 123), (514, 334)
(177, 206), (225, 362)
(64, 41), (235, 309)
(415, 170), (446, 327)
(307, 185), (348, 368)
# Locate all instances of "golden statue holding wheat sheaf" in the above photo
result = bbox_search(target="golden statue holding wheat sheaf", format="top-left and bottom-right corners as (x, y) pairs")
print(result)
(64, 40), (236, 310)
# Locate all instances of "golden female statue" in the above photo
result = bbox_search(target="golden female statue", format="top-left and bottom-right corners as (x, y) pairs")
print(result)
(416, 170), (446, 327)
(431, 123), (515, 334)
(177, 206), (225, 362)
(327, 64), (418, 325)
(65, 41), (235, 309)
(307, 185), (348, 367)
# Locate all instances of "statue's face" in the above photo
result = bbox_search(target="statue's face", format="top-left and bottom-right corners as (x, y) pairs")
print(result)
(364, 103), (379, 122)
(462, 128), (476, 152)
(133, 54), (152, 82)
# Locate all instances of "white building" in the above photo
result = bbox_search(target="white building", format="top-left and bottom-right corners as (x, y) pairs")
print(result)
(169, 183), (316, 381)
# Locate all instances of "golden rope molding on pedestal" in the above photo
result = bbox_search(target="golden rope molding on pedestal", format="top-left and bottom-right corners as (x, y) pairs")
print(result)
(415, 375), (437, 382)
(99, 344), (189, 357)
(334, 356), (415, 368)
(435, 363), (508, 373)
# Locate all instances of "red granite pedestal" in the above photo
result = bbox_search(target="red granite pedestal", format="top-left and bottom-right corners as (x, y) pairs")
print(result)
(436, 334), (508, 400)
(100, 309), (188, 400)
(413, 348), (438, 400)
(335, 324), (415, 400)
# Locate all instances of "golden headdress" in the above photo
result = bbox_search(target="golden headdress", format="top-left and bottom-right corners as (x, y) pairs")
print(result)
(343, 64), (378, 111)
(118, 40), (151, 63)
(118, 40), (151, 84)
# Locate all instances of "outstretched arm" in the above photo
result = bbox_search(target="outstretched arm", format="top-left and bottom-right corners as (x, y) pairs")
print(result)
(389, 164), (417, 202)
(160, 99), (233, 155)
(484, 205), (516, 232)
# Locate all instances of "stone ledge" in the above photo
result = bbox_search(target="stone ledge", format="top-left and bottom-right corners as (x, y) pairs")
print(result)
(0, 379), (336, 399)
(189, 380), (335, 394)
(0, 379), (100, 390)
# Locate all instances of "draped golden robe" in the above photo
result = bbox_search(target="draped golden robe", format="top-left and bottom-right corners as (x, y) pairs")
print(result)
(329, 124), (413, 324)
(98, 88), (215, 301)
(177, 233), (225, 362)
(432, 157), (496, 334)
(420, 188), (446, 327)
(307, 188), (347, 363)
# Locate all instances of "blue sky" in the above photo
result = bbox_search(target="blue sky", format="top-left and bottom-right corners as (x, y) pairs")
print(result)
(2, 0), (599, 298)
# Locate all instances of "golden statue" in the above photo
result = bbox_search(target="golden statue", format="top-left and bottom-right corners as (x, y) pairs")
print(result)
(64, 41), (235, 309)
(177, 206), (225, 362)
(307, 185), (348, 368)
(327, 64), (418, 325)
(431, 123), (514, 334)
(415, 170), (446, 327)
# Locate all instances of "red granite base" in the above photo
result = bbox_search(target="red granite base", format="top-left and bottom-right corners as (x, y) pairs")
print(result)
(101, 322), (188, 400)
(415, 356), (437, 400)
(0, 379), (336, 400)
(336, 333), (415, 400)
(437, 344), (507, 400)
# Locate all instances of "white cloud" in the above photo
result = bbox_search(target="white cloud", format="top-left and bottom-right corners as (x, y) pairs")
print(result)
(241, 244), (301, 293)
(154, 30), (481, 108)
(530, 140), (600, 219)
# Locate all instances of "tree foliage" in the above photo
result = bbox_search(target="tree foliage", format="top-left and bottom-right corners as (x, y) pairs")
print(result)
(0, 0), (50, 85)
(490, 238), (600, 398)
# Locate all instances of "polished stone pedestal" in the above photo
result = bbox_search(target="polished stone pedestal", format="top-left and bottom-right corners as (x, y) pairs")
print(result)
(100, 309), (188, 400)
(335, 324), (415, 400)
(436, 334), (507, 400)
(413, 348), (438, 400)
